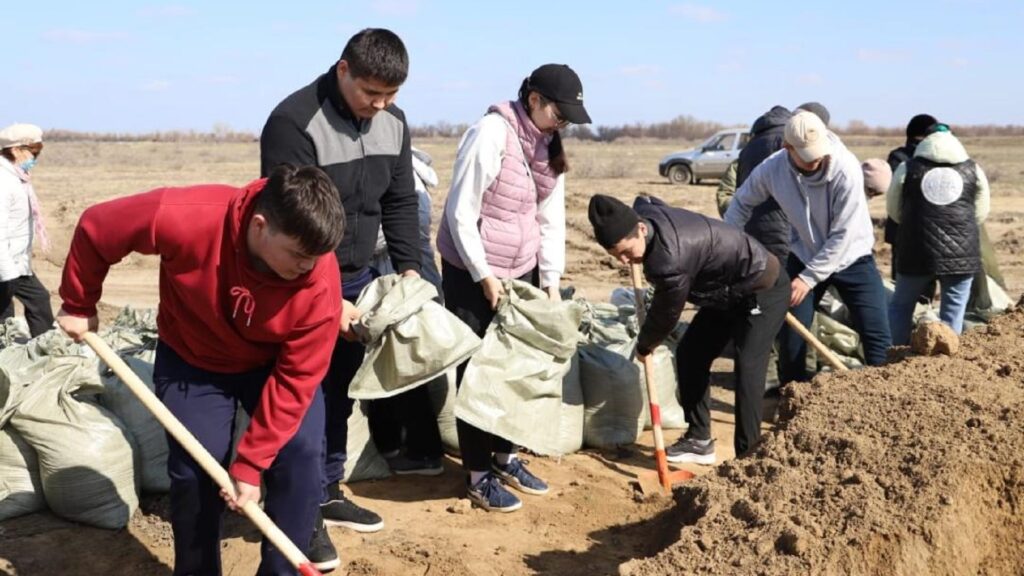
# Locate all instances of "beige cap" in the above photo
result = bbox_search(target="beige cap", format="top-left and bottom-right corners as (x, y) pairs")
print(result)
(784, 111), (831, 162)
(0, 123), (43, 149)
(862, 158), (892, 198)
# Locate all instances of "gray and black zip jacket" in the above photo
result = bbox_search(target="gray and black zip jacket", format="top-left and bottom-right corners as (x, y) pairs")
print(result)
(260, 65), (420, 284)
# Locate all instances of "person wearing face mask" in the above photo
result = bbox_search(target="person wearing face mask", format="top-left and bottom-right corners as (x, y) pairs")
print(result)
(435, 64), (590, 513)
(725, 111), (891, 383)
(0, 123), (54, 339)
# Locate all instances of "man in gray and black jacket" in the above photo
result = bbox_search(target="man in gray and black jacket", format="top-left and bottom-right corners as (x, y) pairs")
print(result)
(588, 194), (789, 464)
(260, 28), (442, 572)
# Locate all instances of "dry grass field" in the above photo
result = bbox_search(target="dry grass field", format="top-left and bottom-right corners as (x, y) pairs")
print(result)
(28, 135), (1024, 316)
(3, 135), (1023, 575)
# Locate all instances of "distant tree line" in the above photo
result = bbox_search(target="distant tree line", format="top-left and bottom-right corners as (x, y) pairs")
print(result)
(42, 117), (1024, 143)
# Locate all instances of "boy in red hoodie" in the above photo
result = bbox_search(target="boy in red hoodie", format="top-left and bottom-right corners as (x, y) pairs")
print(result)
(57, 164), (346, 575)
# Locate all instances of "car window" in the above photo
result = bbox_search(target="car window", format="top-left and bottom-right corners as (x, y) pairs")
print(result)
(714, 133), (736, 151)
(738, 133), (751, 149)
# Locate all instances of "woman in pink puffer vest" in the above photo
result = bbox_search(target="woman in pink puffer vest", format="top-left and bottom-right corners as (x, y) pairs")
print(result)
(436, 64), (591, 513)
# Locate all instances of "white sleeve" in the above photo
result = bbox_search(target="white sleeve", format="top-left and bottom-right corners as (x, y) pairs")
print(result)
(0, 175), (19, 281)
(444, 115), (506, 282)
(537, 174), (566, 289)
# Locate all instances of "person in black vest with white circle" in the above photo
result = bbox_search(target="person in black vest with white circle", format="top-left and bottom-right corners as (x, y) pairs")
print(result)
(885, 123), (990, 344)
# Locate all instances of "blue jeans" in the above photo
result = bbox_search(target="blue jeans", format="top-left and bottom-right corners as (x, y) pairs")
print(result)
(154, 342), (324, 576)
(781, 254), (892, 383)
(889, 273), (974, 345)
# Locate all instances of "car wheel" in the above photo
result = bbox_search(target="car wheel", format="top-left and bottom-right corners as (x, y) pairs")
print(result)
(668, 164), (692, 185)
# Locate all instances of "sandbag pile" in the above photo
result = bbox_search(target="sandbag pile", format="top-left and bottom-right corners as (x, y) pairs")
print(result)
(578, 301), (687, 450)
(0, 345), (139, 529)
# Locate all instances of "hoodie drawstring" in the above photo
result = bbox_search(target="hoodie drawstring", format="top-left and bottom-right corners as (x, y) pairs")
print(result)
(230, 286), (256, 327)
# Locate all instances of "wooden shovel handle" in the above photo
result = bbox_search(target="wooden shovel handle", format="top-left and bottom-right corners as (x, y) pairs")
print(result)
(783, 313), (849, 372)
(81, 332), (322, 575)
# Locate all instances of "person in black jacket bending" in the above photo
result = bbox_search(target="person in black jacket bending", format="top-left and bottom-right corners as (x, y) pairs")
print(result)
(588, 194), (790, 463)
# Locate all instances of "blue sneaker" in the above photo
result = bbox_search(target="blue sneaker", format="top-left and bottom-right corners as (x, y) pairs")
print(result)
(467, 473), (522, 513)
(491, 458), (549, 496)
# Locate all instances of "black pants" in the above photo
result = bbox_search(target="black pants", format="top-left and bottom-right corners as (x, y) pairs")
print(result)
(676, 266), (790, 456)
(0, 274), (54, 337)
(321, 268), (443, 492)
(441, 260), (537, 472)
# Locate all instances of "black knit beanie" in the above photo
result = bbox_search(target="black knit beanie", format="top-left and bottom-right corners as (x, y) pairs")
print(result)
(588, 195), (640, 249)
(906, 114), (938, 139)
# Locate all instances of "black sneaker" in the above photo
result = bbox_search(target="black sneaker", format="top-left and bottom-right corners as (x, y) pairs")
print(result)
(321, 484), (384, 533)
(307, 512), (340, 573)
(491, 458), (549, 496)
(466, 473), (522, 513)
(665, 436), (716, 465)
(388, 454), (445, 476)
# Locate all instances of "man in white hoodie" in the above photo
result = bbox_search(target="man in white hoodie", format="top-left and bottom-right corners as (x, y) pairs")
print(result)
(725, 111), (891, 382)
(885, 124), (989, 343)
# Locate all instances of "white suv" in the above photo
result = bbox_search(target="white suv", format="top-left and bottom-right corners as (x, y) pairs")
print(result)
(658, 127), (750, 185)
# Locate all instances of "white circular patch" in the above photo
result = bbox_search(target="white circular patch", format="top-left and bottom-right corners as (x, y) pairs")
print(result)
(921, 167), (964, 206)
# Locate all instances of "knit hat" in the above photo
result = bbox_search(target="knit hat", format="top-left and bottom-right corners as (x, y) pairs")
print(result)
(785, 111), (832, 163)
(795, 102), (830, 126)
(906, 114), (938, 139)
(0, 123), (43, 149)
(588, 194), (639, 249)
(861, 158), (892, 198)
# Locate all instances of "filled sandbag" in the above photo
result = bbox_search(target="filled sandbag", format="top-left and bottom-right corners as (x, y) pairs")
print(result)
(96, 350), (169, 493)
(427, 371), (460, 457)
(349, 275), (481, 400)
(455, 281), (584, 456)
(554, 354), (584, 455)
(342, 400), (392, 483)
(580, 302), (687, 432)
(2, 354), (139, 529)
(0, 427), (45, 521)
(579, 343), (645, 449)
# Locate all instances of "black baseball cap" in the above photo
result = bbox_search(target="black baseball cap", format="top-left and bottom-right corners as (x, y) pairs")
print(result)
(527, 64), (592, 125)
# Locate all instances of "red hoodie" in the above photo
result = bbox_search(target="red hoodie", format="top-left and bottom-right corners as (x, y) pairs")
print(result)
(60, 179), (342, 485)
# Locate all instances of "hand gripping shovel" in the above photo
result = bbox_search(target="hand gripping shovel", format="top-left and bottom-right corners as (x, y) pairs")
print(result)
(630, 264), (695, 494)
(82, 332), (323, 576)
(783, 313), (850, 372)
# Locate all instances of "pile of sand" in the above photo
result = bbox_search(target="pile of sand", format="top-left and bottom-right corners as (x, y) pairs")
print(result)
(622, 307), (1024, 576)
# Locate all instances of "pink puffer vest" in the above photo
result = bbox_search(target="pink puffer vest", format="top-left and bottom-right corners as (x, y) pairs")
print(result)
(437, 100), (558, 279)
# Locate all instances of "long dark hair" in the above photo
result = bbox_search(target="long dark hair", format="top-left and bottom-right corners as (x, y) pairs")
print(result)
(518, 78), (569, 175)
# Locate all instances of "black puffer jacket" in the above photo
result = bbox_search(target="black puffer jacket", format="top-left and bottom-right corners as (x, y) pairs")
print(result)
(736, 106), (792, 260)
(635, 196), (770, 355)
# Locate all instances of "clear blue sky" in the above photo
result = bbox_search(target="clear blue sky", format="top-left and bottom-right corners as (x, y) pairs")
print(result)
(6, 1), (1021, 133)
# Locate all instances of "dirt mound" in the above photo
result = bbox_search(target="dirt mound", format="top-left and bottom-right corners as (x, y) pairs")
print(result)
(622, 308), (1024, 576)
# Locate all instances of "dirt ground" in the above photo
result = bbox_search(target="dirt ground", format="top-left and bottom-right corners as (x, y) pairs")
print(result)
(1, 136), (1023, 575)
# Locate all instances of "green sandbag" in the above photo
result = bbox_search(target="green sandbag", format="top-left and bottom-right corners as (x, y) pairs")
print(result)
(427, 371), (460, 457)
(96, 351), (169, 493)
(2, 354), (139, 529)
(341, 400), (392, 483)
(0, 427), (45, 521)
(349, 275), (481, 400)
(579, 342), (644, 449)
(455, 280), (584, 456)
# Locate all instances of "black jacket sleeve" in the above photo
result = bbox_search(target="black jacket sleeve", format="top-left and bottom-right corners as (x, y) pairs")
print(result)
(259, 114), (317, 177)
(637, 274), (691, 356)
(379, 118), (421, 274)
